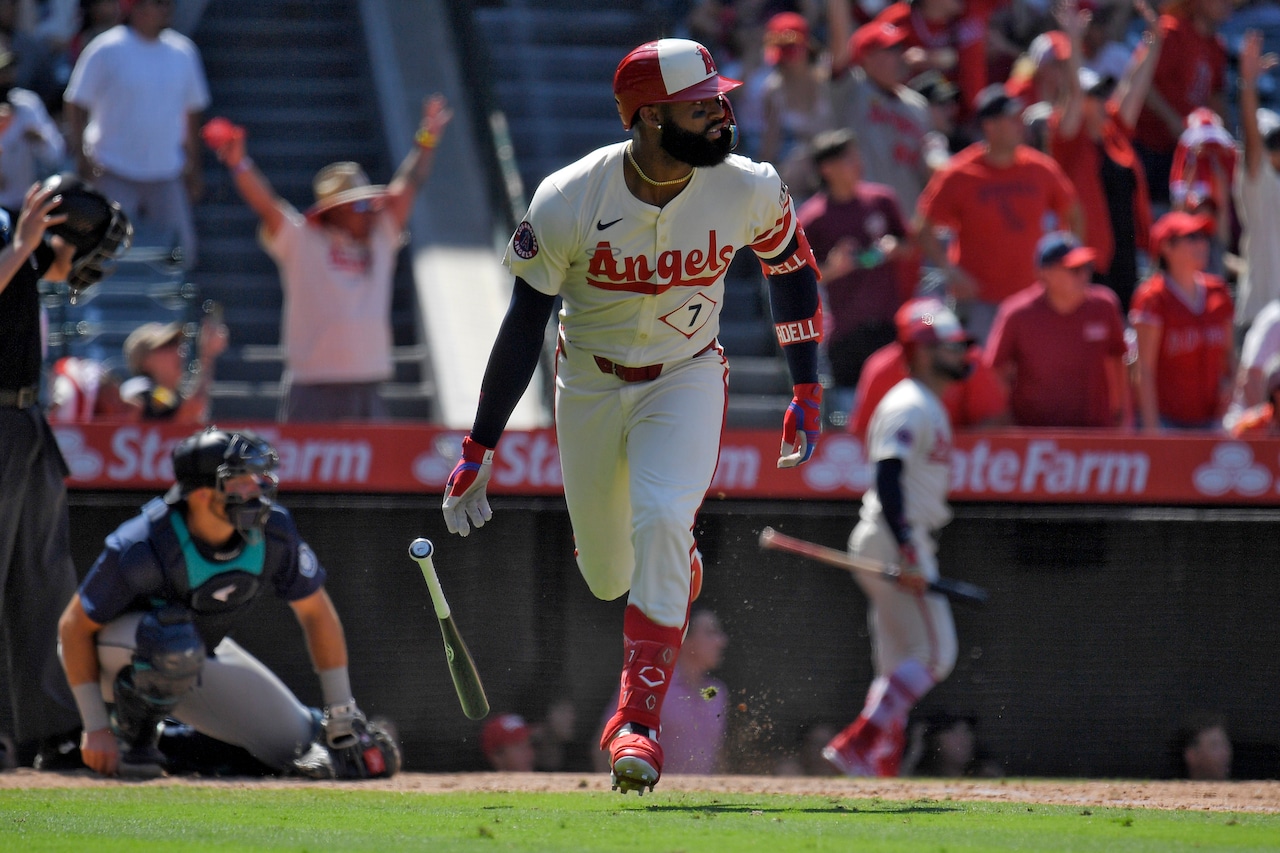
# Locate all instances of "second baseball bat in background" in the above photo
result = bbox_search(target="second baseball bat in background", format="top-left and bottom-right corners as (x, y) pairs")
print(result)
(758, 526), (989, 605)
(409, 538), (490, 720)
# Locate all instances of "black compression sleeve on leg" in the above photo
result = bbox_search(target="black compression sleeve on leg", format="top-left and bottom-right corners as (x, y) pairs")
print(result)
(471, 278), (556, 448)
(875, 457), (912, 546)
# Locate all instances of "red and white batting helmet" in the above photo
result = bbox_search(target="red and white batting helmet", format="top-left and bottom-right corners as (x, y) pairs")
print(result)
(613, 38), (743, 130)
(895, 298), (972, 347)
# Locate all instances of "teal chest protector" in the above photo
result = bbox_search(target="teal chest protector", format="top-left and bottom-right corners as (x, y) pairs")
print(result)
(169, 511), (266, 613)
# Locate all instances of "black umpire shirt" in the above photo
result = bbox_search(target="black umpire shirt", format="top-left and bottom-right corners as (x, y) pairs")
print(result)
(0, 208), (57, 391)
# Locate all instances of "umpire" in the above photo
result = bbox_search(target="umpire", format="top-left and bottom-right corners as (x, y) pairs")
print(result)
(0, 177), (127, 768)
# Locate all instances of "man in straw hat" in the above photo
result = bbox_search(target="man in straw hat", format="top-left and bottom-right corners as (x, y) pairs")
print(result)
(205, 94), (451, 422)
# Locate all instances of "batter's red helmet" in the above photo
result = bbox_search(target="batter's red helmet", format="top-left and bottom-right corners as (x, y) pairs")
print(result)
(613, 38), (743, 131)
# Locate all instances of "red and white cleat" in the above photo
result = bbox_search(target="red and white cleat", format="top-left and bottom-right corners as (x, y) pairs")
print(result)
(868, 721), (906, 777)
(821, 740), (875, 777)
(608, 724), (663, 795)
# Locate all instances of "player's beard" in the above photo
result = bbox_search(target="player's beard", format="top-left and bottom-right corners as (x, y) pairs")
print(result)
(659, 118), (734, 168)
(934, 350), (974, 381)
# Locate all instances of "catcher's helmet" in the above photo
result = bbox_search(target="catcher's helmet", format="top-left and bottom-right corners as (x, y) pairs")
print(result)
(613, 38), (742, 131)
(164, 426), (279, 505)
(39, 173), (133, 292)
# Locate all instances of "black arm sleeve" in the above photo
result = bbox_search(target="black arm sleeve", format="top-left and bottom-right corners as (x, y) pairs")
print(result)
(470, 277), (557, 448)
(764, 234), (820, 386)
(875, 457), (912, 546)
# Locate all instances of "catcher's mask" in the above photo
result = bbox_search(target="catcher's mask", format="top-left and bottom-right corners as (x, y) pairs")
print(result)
(613, 38), (741, 149)
(165, 426), (280, 539)
(39, 173), (133, 294)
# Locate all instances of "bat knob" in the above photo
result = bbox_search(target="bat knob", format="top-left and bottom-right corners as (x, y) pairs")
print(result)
(409, 538), (434, 560)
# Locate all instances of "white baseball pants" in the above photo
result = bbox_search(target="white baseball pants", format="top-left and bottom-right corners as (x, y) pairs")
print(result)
(847, 517), (958, 682)
(555, 339), (728, 629)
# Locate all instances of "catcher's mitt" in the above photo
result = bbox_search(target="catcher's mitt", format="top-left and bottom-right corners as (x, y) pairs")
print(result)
(39, 173), (133, 293)
(327, 716), (402, 779)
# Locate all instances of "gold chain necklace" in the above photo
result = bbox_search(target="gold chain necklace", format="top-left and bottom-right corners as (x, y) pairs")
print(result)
(626, 144), (693, 188)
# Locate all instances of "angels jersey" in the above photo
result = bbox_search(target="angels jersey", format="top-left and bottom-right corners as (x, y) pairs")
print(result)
(504, 142), (798, 367)
(859, 377), (954, 533)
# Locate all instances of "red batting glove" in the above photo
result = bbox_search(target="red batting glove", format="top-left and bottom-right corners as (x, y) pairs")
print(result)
(442, 436), (494, 537)
(777, 382), (823, 468)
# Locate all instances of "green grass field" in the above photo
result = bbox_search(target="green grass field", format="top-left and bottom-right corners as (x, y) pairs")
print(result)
(2, 787), (1277, 852)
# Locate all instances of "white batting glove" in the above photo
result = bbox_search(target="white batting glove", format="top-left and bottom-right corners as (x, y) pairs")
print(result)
(442, 436), (494, 537)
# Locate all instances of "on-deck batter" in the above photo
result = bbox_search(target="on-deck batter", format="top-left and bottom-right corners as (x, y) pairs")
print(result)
(442, 38), (824, 794)
(823, 297), (968, 777)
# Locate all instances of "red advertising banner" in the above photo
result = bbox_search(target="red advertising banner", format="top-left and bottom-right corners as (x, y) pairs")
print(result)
(51, 422), (1280, 505)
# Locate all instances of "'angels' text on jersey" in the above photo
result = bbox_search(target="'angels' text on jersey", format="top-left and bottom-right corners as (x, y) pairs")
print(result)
(586, 230), (736, 294)
(504, 142), (799, 368)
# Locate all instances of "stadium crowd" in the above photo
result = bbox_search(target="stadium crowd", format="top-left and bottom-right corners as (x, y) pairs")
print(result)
(4, 0), (1279, 435)
(0, 0), (1274, 782)
(677, 0), (1280, 436)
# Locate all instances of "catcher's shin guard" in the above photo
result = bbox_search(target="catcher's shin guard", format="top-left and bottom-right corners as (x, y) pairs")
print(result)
(110, 667), (169, 779)
(600, 606), (683, 793)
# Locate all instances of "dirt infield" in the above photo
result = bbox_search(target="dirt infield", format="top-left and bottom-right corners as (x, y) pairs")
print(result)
(1, 769), (1277, 813)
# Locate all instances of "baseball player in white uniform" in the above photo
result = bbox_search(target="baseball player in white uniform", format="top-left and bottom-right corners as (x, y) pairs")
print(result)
(823, 297), (968, 777)
(442, 38), (824, 794)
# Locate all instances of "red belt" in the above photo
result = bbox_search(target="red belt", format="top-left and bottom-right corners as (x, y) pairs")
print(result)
(590, 339), (718, 383)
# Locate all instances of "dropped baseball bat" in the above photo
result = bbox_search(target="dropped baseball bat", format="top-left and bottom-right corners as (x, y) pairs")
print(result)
(758, 527), (989, 605)
(408, 538), (490, 720)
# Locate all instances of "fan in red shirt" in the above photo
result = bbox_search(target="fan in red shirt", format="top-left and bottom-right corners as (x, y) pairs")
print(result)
(917, 84), (1082, 342)
(1130, 211), (1235, 431)
(984, 232), (1130, 428)
(1131, 0), (1230, 203)
(847, 299), (1009, 440)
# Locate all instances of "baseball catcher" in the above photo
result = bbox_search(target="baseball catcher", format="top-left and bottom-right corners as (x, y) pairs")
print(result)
(57, 426), (400, 780)
(39, 172), (132, 295)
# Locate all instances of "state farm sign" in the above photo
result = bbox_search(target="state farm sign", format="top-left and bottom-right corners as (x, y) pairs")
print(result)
(951, 439), (1149, 496)
(51, 423), (1280, 506)
(55, 425), (377, 490)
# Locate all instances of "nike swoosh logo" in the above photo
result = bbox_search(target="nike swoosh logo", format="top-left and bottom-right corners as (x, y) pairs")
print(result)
(597, 217), (623, 230)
